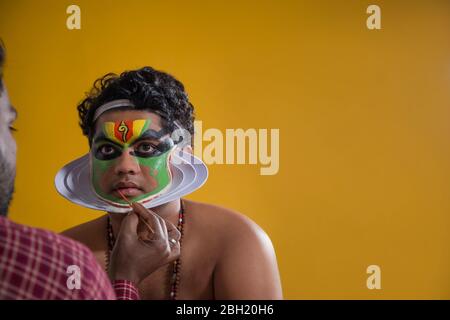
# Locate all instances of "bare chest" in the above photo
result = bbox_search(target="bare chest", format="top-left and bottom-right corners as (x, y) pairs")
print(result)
(95, 228), (217, 299)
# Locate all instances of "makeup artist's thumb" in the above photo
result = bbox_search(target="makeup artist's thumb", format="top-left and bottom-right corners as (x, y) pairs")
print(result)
(119, 211), (139, 235)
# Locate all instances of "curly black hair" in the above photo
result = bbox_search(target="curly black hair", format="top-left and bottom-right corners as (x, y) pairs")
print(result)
(77, 66), (195, 146)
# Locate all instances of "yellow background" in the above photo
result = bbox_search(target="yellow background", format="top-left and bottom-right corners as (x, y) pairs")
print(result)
(1, 0), (450, 299)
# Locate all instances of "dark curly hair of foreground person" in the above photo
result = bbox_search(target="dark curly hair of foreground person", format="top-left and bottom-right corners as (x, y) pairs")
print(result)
(77, 66), (195, 146)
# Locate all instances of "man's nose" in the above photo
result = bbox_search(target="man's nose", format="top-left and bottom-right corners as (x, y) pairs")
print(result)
(114, 150), (141, 175)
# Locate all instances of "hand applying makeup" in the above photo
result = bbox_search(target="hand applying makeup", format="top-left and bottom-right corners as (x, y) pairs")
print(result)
(108, 195), (181, 285)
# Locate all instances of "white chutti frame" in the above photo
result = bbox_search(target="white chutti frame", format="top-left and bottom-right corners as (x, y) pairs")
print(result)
(55, 150), (208, 213)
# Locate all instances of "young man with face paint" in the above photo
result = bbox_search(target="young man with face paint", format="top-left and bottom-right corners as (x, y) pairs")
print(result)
(91, 116), (175, 207)
(63, 67), (283, 300)
(0, 41), (168, 299)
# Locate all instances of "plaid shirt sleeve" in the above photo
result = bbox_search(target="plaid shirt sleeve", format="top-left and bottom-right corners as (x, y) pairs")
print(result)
(112, 280), (140, 300)
(0, 216), (136, 300)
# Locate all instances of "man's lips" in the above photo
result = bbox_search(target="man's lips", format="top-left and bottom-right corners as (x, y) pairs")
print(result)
(112, 182), (143, 198)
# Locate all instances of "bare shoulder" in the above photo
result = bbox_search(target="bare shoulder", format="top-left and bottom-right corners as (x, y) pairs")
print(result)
(183, 199), (273, 249)
(61, 215), (107, 251)
(184, 199), (282, 300)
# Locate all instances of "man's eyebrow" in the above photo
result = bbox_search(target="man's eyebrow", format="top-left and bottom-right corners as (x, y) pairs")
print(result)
(92, 132), (122, 146)
(137, 129), (167, 141)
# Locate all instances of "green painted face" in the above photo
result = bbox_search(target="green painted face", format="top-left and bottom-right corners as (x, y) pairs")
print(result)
(90, 118), (175, 206)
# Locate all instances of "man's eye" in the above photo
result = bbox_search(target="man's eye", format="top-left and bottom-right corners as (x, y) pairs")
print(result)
(9, 126), (17, 132)
(95, 144), (121, 160)
(133, 142), (161, 158)
(100, 145), (115, 155)
(136, 143), (155, 153)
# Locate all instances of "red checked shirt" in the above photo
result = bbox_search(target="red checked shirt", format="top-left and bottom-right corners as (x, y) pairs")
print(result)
(0, 216), (139, 300)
